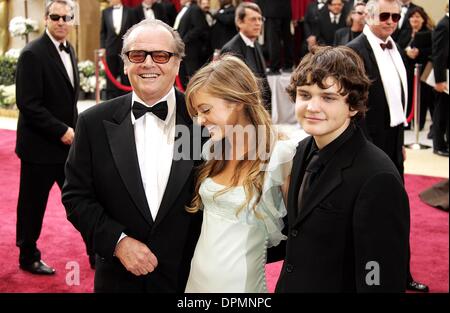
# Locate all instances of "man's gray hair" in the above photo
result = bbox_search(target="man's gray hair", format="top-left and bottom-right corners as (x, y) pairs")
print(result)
(121, 19), (185, 60)
(366, 0), (402, 24)
(45, 0), (75, 16)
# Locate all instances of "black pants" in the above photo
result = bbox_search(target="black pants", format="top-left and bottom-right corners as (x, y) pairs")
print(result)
(265, 17), (294, 71)
(432, 92), (449, 151)
(16, 161), (65, 265)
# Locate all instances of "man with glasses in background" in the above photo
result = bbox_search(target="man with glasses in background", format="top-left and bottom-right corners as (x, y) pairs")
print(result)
(221, 2), (272, 110)
(347, 0), (428, 292)
(62, 19), (202, 292)
(15, 0), (83, 275)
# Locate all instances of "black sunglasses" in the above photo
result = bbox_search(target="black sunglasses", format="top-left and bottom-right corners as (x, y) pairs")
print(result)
(379, 12), (401, 22)
(125, 50), (177, 64)
(48, 14), (74, 22)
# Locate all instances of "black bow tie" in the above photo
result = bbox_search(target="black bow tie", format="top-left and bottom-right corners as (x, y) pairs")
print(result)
(59, 43), (70, 53)
(380, 40), (393, 50)
(132, 101), (168, 121)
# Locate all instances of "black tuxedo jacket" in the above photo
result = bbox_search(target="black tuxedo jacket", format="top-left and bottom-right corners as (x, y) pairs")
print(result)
(304, 1), (326, 39)
(334, 27), (362, 46)
(100, 6), (136, 56)
(132, 2), (168, 24)
(161, 0), (177, 27)
(15, 33), (79, 164)
(62, 91), (202, 292)
(256, 0), (292, 19)
(432, 15), (449, 83)
(317, 8), (347, 46)
(211, 5), (237, 50)
(221, 34), (271, 106)
(177, 3), (209, 74)
(347, 34), (401, 140)
(276, 127), (410, 292)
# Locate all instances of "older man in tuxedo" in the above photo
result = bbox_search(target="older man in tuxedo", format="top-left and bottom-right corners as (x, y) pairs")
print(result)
(15, 0), (80, 275)
(276, 46), (410, 292)
(62, 19), (202, 292)
(347, 0), (428, 292)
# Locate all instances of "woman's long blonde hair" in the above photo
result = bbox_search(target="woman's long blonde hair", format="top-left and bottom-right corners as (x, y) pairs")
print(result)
(185, 55), (275, 215)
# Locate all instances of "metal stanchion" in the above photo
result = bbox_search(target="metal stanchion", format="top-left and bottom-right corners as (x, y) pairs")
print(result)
(406, 63), (431, 150)
(94, 49), (105, 104)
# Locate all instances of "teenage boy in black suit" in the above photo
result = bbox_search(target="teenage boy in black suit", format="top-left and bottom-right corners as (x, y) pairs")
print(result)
(276, 46), (410, 292)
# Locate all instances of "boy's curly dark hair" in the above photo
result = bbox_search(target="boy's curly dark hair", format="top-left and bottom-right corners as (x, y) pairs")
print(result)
(287, 46), (371, 120)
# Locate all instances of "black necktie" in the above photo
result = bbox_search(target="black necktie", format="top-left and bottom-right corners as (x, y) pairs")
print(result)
(59, 43), (70, 53)
(380, 40), (393, 50)
(132, 101), (168, 121)
(297, 152), (320, 215)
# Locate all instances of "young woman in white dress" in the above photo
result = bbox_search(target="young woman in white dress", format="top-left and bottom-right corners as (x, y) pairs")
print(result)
(184, 55), (301, 293)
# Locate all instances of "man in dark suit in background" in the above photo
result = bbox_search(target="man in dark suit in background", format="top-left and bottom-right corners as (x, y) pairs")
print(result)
(347, 0), (428, 292)
(211, 0), (236, 52)
(302, 0), (327, 56)
(132, 0), (168, 24)
(276, 46), (410, 292)
(15, 0), (80, 275)
(316, 0), (347, 46)
(174, 0), (209, 88)
(221, 2), (271, 110)
(100, 0), (136, 99)
(256, 0), (294, 74)
(431, 4), (449, 157)
(62, 19), (202, 293)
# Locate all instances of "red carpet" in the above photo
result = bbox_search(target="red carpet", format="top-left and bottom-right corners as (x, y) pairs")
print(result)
(0, 129), (448, 293)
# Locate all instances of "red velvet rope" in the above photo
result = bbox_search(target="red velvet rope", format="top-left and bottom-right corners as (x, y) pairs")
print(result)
(175, 75), (185, 92)
(101, 57), (133, 92)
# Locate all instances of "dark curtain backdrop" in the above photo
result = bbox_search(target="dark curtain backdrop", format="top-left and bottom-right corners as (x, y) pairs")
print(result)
(122, 0), (181, 11)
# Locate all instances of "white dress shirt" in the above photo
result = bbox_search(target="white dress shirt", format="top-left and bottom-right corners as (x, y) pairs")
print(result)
(112, 5), (123, 35)
(143, 4), (156, 20)
(132, 87), (176, 220)
(239, 32), (256, 48)
(46, 29), (74, 87)
(329, 12), (341, 24)
(398, 4), (410, 29)
(363, 25), (408, 127)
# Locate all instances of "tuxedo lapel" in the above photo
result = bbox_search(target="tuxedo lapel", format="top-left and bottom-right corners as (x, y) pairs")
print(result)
(153, 92), (194, 229)
(120, 8), (129, 35)
(287, 138), (312, 224)
(104, 94), (154, 226)
(44, 34), (73, 90)
(255, 43), (267, 72)
(106, 8), (114, 32)
(69, 44), (79, 95)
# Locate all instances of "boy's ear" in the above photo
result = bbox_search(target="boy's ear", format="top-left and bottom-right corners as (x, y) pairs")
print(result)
(349, 108), (358, 117)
